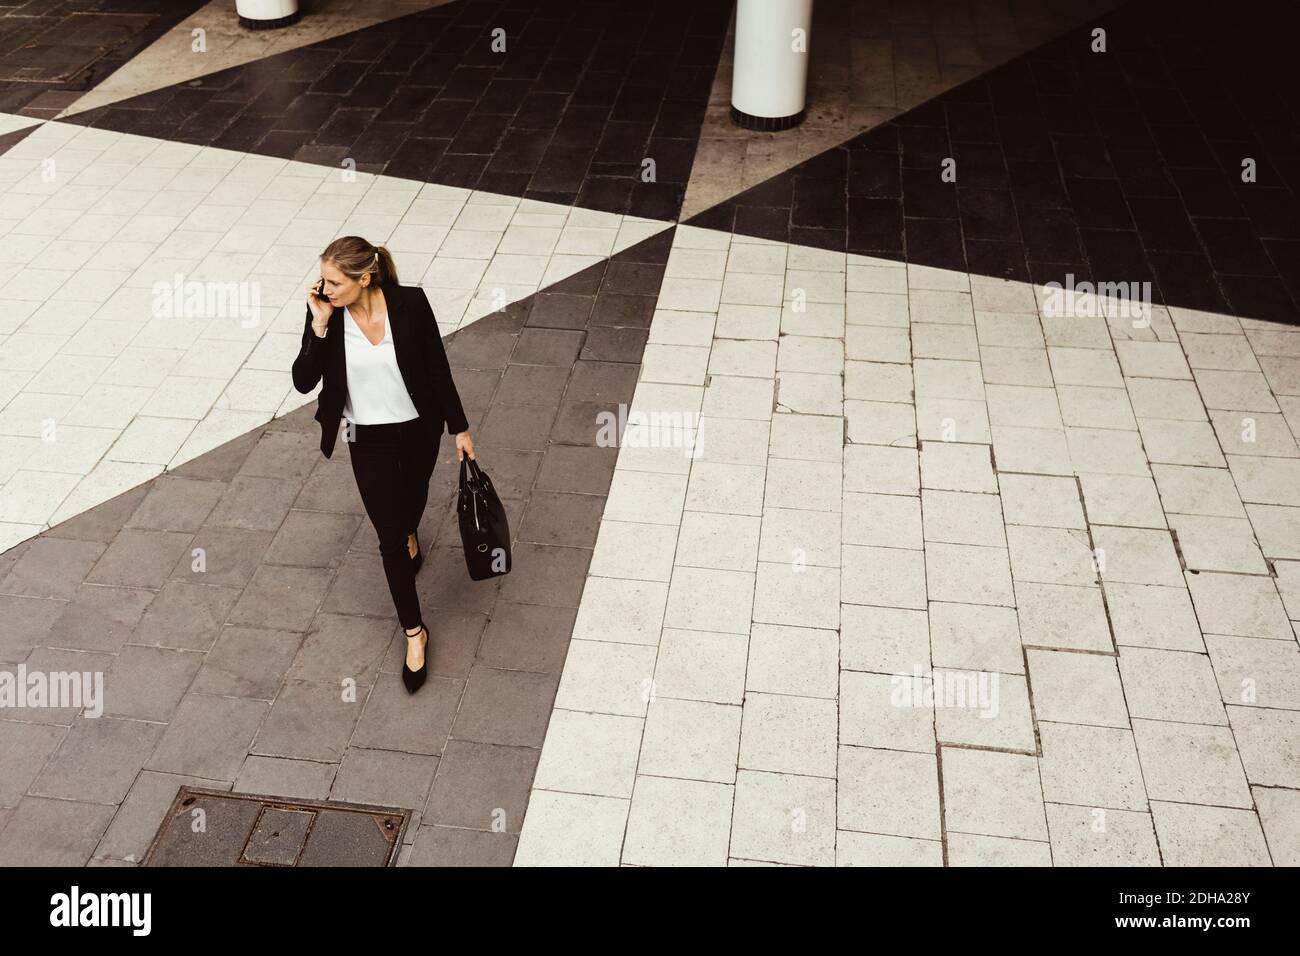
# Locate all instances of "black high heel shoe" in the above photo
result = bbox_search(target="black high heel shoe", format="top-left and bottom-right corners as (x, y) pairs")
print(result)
(401, 624), (428, 694)
(409, 530), (423, 575)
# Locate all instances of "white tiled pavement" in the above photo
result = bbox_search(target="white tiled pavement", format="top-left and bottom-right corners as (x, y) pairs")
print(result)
(516, 224), (1300, 866)
(0, 114), (670, 550)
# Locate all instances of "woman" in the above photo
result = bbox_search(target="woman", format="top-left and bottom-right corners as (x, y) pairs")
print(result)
(292, 236), (474, 695)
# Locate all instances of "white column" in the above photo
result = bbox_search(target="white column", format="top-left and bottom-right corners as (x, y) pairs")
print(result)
(731, 0), (814, 130)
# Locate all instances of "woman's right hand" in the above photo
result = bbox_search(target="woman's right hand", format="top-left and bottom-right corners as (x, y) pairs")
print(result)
(307, 280), (332, 336)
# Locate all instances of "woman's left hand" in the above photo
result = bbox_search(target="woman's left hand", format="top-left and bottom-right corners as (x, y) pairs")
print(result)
(455, 430), (475, 460)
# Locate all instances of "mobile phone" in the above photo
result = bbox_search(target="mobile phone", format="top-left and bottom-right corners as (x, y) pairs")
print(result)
(315, 279), (327, 299)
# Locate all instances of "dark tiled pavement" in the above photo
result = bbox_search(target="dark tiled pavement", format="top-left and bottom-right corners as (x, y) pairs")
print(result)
(60, 0), (734, 219)
(689, 0), (1300, 324)
(0, 228), (672, 867)
(0, 0), (210, 117)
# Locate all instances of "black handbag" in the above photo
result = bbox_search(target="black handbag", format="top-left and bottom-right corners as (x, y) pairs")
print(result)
(457, 456), (512, 580)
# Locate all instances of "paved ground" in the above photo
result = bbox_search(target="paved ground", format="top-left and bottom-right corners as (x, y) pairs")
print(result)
(1, 0), (1299, 867)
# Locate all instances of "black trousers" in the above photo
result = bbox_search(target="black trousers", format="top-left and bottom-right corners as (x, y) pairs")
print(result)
(348, 417), (439, 630)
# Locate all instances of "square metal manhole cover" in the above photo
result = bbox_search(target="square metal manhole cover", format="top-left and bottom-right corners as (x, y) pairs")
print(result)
(142, 787), (410, 867)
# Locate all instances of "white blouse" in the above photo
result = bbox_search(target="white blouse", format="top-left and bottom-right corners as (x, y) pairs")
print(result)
(341, 306), (419, 425)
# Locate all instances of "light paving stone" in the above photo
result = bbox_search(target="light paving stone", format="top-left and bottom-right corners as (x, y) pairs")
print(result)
(840, 604), (930, 675)
(1137, 418), (1225, 467)
(663, 566), (755, 634)
(842, 492), (922, 550)
(739, 692), (837, 778)
(921, 488), (1006, 546)
(835, 831), (943, 866)
(1131, 718), (1252, 808)
(638, 698), (742, 784)
(840, 670), (935, 753)
(553, 640), (658, 718)
(1168, 514), (1267, 574)
(1038, 721), (1147, 811)
(991, 425), (1073, 475)
(838, 746), (940, 841)
(924, 542), (1014, 606)
(928, 601), (1023, 674)
(918, 441), (996, 493)
(1105, 582), (1204, 651)
(1118, 647), (1227, 725)
(730, 769), (835, 866)
(684, 461), (767, 517)
(1149, 801), (1271, 867)
(946, 832), (1052, 866)
(570, 578), (668, 646)
(746, 623), (838, 698)
(998, 473), (1085, 529)
(1092, 526), (1183, 587)
(1205, 633), (1300, 709)
(1026, 648), (1129, 728)
(1016, 582), (1112, 651)
(653, 628), (748, 705)
(843, 544), (927, 610)
(1227, 705), (1300, 788)
(767, 413), (843, 462)
(847, 361), (914, 402)
(1151, 464), (1245, 518)
(1006, 525), (1096, 587)
(622, 775), (734, 867)
(1228, 455), (1300, 506)
(1044, 804), (1161, 866)
(845, 400), (916, 446)
(844, 444), (918, 495)
(934, 671), (1035, 751)
(758, 508), (839, 567)
(532, 710), (643, 799)
(514, 790), (629, 867)
(1186, 572), (1293, 640)
(752, 561), (838, 629)
(676, 511), (762, 571)
(1246, 502), (1300, 559)
(980, 345), (1053, 387)
(1125, 377), (1208, 421)
(1253, 786), (1300, 865)
(942, 748), (1048, 841)
(1066, 427), (1152, 475)
(915, 397), (990, 443)
(588, 520), (678, 582)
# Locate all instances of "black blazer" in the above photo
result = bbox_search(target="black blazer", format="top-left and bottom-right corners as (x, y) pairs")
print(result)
(291, 281), (469, 458)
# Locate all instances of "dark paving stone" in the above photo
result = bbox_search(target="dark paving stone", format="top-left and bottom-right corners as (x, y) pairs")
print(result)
(497, 542), (592, 607)
(0, 719), (67, 807)
(510, 327), (585, 366)
(320, 552), (398, 620)
(493, 363), (572, 405)
(147, 694), (269, 781)
(352, 672), (462, 757)
(87, 529), (193, 590)
(190, 626), (303, 700)
(205, 475), (302, 533)
(237, 430), (320, 481)
(31, 716), (164, 806)
(380, 608), (487, 680)
(133, 580), (241, 651)
(517, 491), (605, 547)
(169, 429), (261, 482)
(264, 510), (362, 568)
(534, 443), (619, 495)
(477, 601), (578, 674)
(423, 739), (539, 833)
(233, 756), (337, 802)
(416, 547), (502, 615)
(102, 646), (204, 722)
(228, 565), (332, 631)
(331, 748), (438, 812)
(0, 594), (66, 663)
(408, 824), (517, 866)
(48, 583), (154, 653)
(0, 797), (115, 866)
(286, 612), (391, 685)
(3, 646), (115, 725)
(452, 664), (559, 748)
(171, 527), (274, 589)
(476, 401), (558, 450)
(125, 476), (225, 533)
(0, 538), (105, 599)
(252, 678), (363, 763)
(293, 460), (365, 514)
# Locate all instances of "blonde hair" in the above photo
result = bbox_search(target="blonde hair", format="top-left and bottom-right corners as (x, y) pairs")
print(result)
(320, 235), (398, 286)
